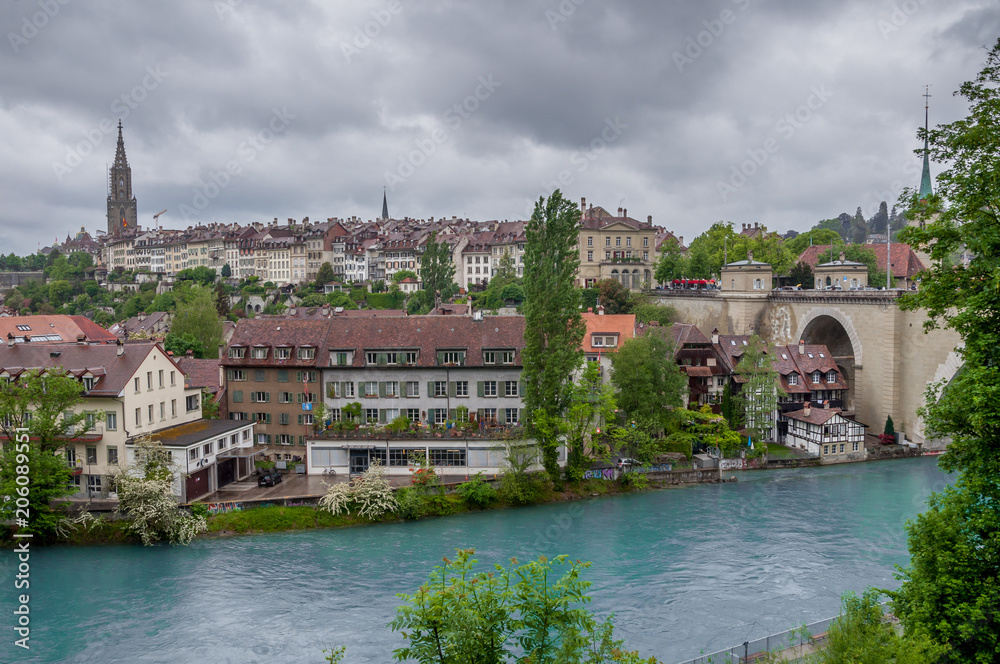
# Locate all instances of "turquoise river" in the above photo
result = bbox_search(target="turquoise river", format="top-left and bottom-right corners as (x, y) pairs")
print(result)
(1, 456), (951, 664)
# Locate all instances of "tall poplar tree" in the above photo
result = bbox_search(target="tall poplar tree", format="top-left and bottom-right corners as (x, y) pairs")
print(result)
(522, 191), (585, 484)
(734, 332), (781, 445)
(419, 232), (455, 309)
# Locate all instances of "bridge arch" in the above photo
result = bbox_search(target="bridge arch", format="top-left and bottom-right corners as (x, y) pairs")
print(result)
(793, 307), (862, 367)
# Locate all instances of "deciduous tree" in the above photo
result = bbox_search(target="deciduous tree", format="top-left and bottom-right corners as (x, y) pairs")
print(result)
(170, 285), (224, 359)
(419, 232), (456, 309)
(609, 331), (685, 433)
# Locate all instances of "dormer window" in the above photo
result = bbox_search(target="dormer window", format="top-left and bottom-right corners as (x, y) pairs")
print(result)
(811, 371), (821, 384)
(787, 374), (798, 386)
(228, 347), (246, 359)
(276, 347), (291, 360)
(251, 347), (268, 360)
(438, 351), (465, 366)
(593, 337), (604, 347)
(826, 370), (837, 383)
(83, 376), (96, 390)
(297, 347), (316, 360)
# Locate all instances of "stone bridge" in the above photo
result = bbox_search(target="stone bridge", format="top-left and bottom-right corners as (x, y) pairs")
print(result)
(652, 290), (961, 448)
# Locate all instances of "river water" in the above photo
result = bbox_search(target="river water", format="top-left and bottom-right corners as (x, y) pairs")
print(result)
(2, 456), (950, 664)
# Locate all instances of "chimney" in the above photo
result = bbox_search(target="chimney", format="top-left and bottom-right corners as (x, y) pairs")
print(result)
(824, 401), (830, 409)
(581, 197), (586, 212)
(803, 402), (811, 417)
(185, 349), (193, 356)
(596, 305), (605, 315)
(711, 328), (719, 345)
(587, 307), (593, 313)
(679, 236), (683, 246)
(618, 207), (623, 217)
(6, 336), (13, 348)
(742, 223), (746, 230)
(138, 311), (146, 322)
(76, 334), (87, 345)
(747, 250), (754, 262)
(839, 251), (846, 262)
(647, 215), (652, 223)
(116, 338), (125, 357)
(755, 222), (759, 229)
(798, 339), (805, 355)
(622, 208), (627, 218)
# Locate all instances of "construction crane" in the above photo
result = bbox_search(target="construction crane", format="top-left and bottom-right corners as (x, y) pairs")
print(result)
(153, 209), (167, 231)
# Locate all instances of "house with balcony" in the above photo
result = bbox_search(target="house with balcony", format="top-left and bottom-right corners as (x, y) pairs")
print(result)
(784, 403), (867, 462)
(0, 339), (243, 501)
(576, 200), (657, 290)
(312, 314), (531, 476)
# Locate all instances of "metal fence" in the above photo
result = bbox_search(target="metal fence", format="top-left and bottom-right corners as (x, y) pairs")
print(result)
(674, 616), (836, 664)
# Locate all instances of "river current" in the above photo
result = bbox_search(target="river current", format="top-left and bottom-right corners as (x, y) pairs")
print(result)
(1, 456), (950, 663)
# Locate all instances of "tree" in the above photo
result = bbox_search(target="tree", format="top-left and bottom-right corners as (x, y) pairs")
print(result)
(201, 390), (219, 420)
(610, 331), (685, 433)
(164, 332), (206, 359)
(720, 382), (740, 430)
(889, 40), (1000, 661)
(787, 261), (814, 288)
(419, 232), (456, 309)
(595, 278), (632, 314)
(170, 286), (224, 359)
(654, 239), (687, 284)
(522, 191), (586, 484)
(388, 549), (660, 664)
(114, 435), (207, 545)
(734, 332), (781, 445)
(884, 415), (895, 436)
(784, 229), (844, 258)
(175, 265), (217, 286)
(843, 245), (887, 288)
(390, 268), (417, 284)
(220, 263), (232, 278)
(315, 261), (335, 286)
(563, 362), (617, 479)
(631, 300), (676, 326)
(0, 369), (93, 539)
(213, 281), (230, 318)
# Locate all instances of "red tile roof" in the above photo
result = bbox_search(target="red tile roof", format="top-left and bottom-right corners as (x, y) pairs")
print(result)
(0, 315), (118, 344)
(796, 244), (926, 279)
(581, 313), (636, 353)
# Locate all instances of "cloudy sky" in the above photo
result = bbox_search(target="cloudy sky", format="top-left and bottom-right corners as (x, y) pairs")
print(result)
(1, 1), (997, 255)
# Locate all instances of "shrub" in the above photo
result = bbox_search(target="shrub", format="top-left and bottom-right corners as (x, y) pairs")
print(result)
(410, 467), (438, 487)
(395, 487), (427, 520)
(498, 472), (545, 506)
(456, 475), (498, 508)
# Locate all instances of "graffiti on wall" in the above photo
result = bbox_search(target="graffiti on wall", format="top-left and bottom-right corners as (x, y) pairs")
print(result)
(583, 468), (616, 480)
(206, 501), (244, 515)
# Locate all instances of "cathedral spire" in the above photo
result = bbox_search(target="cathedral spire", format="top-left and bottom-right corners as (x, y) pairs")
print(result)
(381, 187), (389, 221)
(918, 85), (933, 200)
(107, 120), (137, 237)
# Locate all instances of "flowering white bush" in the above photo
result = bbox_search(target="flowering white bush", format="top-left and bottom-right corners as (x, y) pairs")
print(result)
(114, 436), (207, 545)
(316, 460), (397, 520)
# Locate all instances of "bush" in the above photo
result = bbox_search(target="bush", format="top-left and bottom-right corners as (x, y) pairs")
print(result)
(395, 487), (428, 520)
(456, 475), (498, 508)
(498, 472), (546, 506)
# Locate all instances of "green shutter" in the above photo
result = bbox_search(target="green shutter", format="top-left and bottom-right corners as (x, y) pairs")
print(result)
(297, 414), (302, 425)
(519, 380), (525, 397)
(233, 390), (243, 403)
(266, 414), (272, 424)
(477, 381), (484, 397)
(436, 351), (445, 365)
(449, 382), (457, 398)
(278, 369), (288, 383)
(358, 382), (364, 398)
(400, 382), (408, 397)
(299, 436), (305, 446)
(378, 382), (386, 397)
(428, 381), (434, 397)
(377, 352), (387, 366)
(477, 408), (484, 421)
(265, 392), (271, 403)
(379, 409), (386, 423)
(342, 382), (350, 398)
(449, 409), (456, 421)
(427, 408), (435, 423)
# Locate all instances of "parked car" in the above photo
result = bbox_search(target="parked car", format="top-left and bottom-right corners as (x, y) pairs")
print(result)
(258, 470), (283, 487)
(616, 457), (640, 468)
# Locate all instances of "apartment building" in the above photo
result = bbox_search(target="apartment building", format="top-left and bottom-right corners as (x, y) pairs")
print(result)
(577, 201), (657, 290)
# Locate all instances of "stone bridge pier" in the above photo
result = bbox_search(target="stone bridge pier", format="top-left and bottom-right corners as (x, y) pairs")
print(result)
(654, 291), (961, 449)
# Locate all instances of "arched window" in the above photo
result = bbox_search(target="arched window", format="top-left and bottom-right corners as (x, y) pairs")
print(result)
(825, 277), (831, 287)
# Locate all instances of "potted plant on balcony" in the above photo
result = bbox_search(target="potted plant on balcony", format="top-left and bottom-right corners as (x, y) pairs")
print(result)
(387, 414), (411, 437)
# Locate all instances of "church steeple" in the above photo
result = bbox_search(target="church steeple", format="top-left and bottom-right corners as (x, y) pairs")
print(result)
(381, 188), (389, 221)
(918, 85), (933, 200)
(107, 120), (138, 237)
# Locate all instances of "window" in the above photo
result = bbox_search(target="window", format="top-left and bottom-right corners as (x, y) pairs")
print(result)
(505, 381), (519, 397)
(279, 413), (289, 425)
(87, 475), (102, 494)
(587, 251), (593, 262)
(365, 408), (379, 424)
(839, 444), (845, 453)
(228, 347), (246, 359)
(626, 236), (632, 247)
(852, 442), (859, 452)
(250, 391), (270, 403)
(406, 408), (420, 422)
(593, 336), (604, 347)
(505, 408), (519, 424)
(604, 336), (617, 348)
(159, 402), (165, 420)
(605, 251), (611, 260)
(364, 381), (378, 398)
(158, 370), (164, 388)
(147, 372), (153, 390)
(297, 347), (315, 360)
(587, 236), (593, 247)
(279, 392), (293, 404)
(811, 371), (821, 384)
(434, 409), (448, 424)
(430, 448), (467, 467)
(254, 369), (266, 382)
(86, 446), (98, 464)
(433, 381), (448, 397)
(277, 370), (288, 383)
(823, 445), (829, 455)
(66, 447), (77, 465)
(251, 347), (268, 360)
(228, 370), (246, 381)
(276, 347), (291, 360)
(171, 400), (177, 417)
(439, 351), (464, 366)
(203, 442), (213, 456)
(643, 237), (649, 247)
(135, 408), (141, 426)
(148, 404), (154, 423)
(83, 376), (96, 390)
(615, 237), (621, 247)
(343, 382), (355, 398)
(385, 381), (399, 397)
(483, 381), (497, 397)
(186, 395), (199, 412)
(826, 371), (837, 383)
(605, 237), (611, 246)
(255, 412), (270, 424)
(404, 351), (418, 365)
(190, 448), (199, 461)
(107, 447), (119, 465)
(106, 412), (117, 431)
(455, 381), (468, 397)
(788, 374), (798, 386)
(502, 351), (515, 364)
(483, 351), (496, 365)
(170, 370), (176, 386)
(134, 377), (141, 393)
(406, 381), (419, 397)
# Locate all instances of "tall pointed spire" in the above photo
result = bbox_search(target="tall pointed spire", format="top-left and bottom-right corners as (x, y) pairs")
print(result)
(918, 85), (933, 200)
(107, 119), (138, 237)
(381, 187), (389, 221)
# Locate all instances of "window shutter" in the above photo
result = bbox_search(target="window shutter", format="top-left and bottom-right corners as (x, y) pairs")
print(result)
(233, 390), (243, 403)
(296, 414), (302, 425)
(428, 381), (434, 397)
(449, 382), (457, 398)
(477, 381), (484, 397)
(519, 380), (525, 398)
(427, 408), (435, 423)
(358, 382), (364, 398)
(449, 409), (456, 421)
(266, 414), (272, 424)
(379, 409), (386, 423)
(296, 371), (302, 382)
(266, 434), (272, 444)
(477, 408), (484, 421)
(341, 381), (350, 397)
(265, 392), (271, 403)
(436, 351), (445, 365)
(400, 382), (407, 397)
(377, 353), (387, 366)
(378, 382), (386, 397)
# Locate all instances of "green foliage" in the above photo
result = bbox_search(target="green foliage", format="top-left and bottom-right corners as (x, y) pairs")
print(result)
(325, 291), (358, 310)
(262, 302), (288, 315)
(888, 40), (1000, 663)
(169, 285), (223, 359)
(818, 590), (944, 664)
(367, 291), (406, 309)
(610, 331), (685, 433)
(0, 442), (75, 541)
(596, 278), (632, 313)
(220, 263), (232, 278)
(563, 362), (617, 477)
(201, 390), (219, 420)
(654, 238), (687, 283)
(608, 419), (658, 465)
(175, 265), (217, 286)
(787, 261), (814, 288)
(164, 332), (206, 359)
(669, 406), (743, 456)
(420, 232), (456, 307)
(388, 549), (660, 663)
(884, 415), (895, 436)
(784, 229), (845, 258)
(315, 261), (335, 286)
(456, 474), (498, 508)
(687, 221), (794, 276)
(631, 300), (676, 326)
(522, 190), (586, 485)
(720, 382), (740, 430)
(734, 332), (782, 444)
(391, 268), (417, 283)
